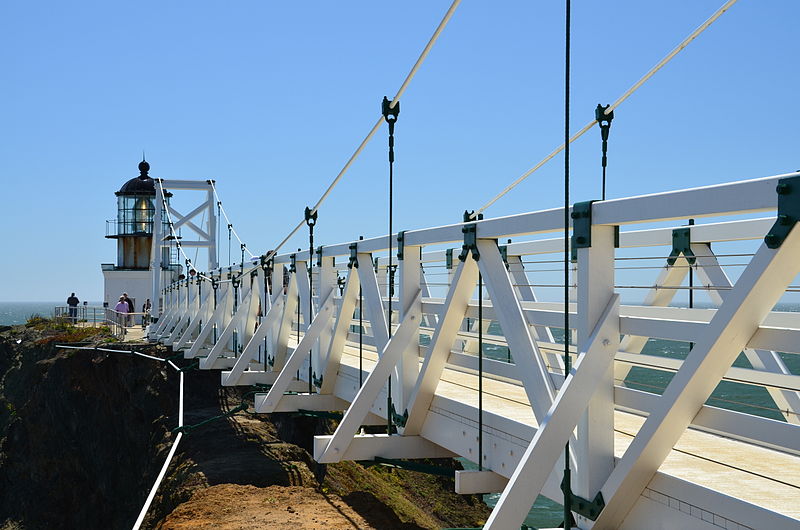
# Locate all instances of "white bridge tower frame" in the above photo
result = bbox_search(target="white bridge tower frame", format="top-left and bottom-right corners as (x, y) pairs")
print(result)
(150, 179), (218, 317)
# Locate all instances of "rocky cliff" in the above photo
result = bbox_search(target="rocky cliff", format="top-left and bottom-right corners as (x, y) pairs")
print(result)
(0, 322), (489, 529)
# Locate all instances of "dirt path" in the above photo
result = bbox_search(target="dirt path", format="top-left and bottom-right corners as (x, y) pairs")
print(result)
(159, 484), (393, 529)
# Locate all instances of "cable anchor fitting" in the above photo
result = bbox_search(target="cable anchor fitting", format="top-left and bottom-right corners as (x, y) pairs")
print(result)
(458, 210), (483, 262)
(304, 206), (318, 227)
(382, 96), (400, 162)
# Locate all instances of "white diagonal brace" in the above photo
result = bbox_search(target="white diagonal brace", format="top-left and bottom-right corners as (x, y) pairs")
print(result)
(185, 284), (231, 358)
(273, 272), (299, 370)
(175, 287), (211, 350)
(168, 205), (210, 240)
(257, 289), (338, 413)
(403, 257), (479, 435)
(484, 295), (620, 530)
(507, 255), (561, 372)
(222, 295), (285, 386)
(593, 231), (800, 529)
(317, 291), (422, 463)
(691, 242), (800, 424)
(615, 257), (688, 382)
(200, 288), (253, 368)
(356, 253), (389, 354)
(170, 200), (211, 232)
(320, 267), (360, 395)
(476, 239), (556, 424)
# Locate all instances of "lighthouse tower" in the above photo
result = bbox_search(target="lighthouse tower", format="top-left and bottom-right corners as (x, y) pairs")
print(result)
(101, 160), (180, 310)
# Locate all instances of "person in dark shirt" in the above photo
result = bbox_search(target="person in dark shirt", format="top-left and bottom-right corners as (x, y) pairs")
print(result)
(66, 293), (79, 323)
(123, 293), (134, 326)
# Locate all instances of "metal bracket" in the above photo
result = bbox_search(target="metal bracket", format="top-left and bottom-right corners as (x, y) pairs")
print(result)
(459, 210), (483, 262)
(374, 257), (379, 273)
(316, 245), (324, 268)
(289, 254), (297, 273)
(570, 200), (597, 249)
(381, 96), (399, 122)
(498, 243), (509, 269)
(445, 248), (453, 270)
(390, 403), (408, 428)
(561, 476), (605, 521)
(765, 175), (800, 248)
(312, 371), (323, 388)
(304, 206), (318, 227)
(348, 243), (359, 269)
(397, 230), (406, 260)
(667, 227), (696, 266)
(459, 223), (478, 261)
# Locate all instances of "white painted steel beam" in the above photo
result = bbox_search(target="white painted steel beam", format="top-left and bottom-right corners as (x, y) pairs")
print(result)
(484, 295), (620, 529)
(594, 229), (800, 529)
(316, 291), (422, 463)
(255, 289), (337, 413)
(403, 258), (479, 435)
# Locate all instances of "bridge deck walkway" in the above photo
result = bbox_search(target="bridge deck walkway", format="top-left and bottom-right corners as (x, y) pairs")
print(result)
(324, 339), (800, 521)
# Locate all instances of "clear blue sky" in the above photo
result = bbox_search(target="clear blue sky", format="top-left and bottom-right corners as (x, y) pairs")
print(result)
(1, 1), (798, 301)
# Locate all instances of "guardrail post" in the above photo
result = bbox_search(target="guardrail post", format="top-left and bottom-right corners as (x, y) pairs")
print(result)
(575, 216), (618, 523)
(397, 241), (422, 419)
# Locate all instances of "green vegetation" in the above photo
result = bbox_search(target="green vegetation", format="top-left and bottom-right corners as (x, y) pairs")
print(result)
(23, 315), (114, 345)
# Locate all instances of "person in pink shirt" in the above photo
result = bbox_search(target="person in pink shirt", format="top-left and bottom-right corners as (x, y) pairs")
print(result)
(114, 296), (129, 327)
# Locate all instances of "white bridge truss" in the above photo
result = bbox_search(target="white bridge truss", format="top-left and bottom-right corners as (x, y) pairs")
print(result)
(150, 179), (218, 317)
(150, 172), (800, 529)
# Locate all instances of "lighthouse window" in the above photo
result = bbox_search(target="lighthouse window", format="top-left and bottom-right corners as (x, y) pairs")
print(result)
(117, 196), (155, 235)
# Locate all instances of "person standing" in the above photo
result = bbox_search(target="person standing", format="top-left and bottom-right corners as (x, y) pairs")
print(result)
(123, 292), (134, 326)
(114, 296), (129, 327)
(66, 293), (79, 323)
(141, 298), (151, 328)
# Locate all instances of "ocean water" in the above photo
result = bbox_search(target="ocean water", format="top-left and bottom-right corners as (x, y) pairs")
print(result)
(0, 301), (103, 326)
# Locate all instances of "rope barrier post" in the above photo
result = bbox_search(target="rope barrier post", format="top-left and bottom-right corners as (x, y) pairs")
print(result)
(382, 95), (400, 435)
(595, 104), (614, 201)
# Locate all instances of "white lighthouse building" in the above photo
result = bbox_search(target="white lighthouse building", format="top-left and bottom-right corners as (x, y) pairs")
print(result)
(101, 160), (180, 312)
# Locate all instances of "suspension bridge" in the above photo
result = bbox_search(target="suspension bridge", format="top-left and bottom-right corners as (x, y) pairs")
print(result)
(140, 1), (799, 528)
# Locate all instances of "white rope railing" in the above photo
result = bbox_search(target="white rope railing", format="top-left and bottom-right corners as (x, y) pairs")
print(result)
(260, 0), (462, 264)
(475, 0), (739, 216)
(56, 344), (186, 530)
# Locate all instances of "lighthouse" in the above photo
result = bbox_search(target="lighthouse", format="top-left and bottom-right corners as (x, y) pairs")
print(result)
(101, 160), (180, 311)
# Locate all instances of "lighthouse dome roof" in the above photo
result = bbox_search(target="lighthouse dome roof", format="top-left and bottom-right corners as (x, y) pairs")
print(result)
(116, 160), (157, 196)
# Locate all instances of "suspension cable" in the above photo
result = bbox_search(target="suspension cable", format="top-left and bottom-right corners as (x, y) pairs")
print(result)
(210, 180), (257, 259)
(562, 0), (573, 524)
(476, 0), (739, 216)
(305, 207), (318, 394)
(596, 104), (614, 201)
(257, 0), (462, 265)
(383, 95), (400, 435)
